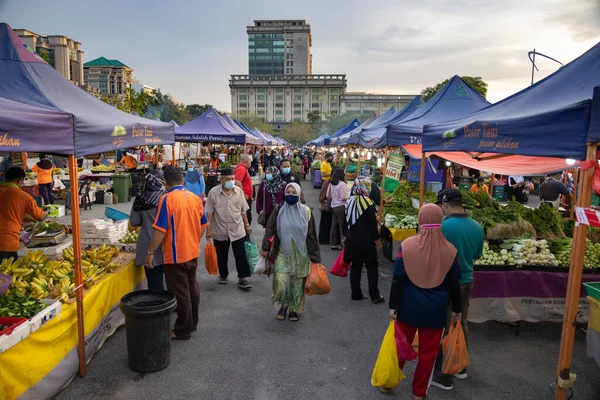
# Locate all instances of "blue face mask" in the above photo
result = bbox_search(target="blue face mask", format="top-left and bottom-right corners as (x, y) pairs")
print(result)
(224, 181), (234, 190)
(188, 168), (194, 172)
(282, 167), (291, 174)
(266, 174), (273, 181)
(285, 195), (299, 205)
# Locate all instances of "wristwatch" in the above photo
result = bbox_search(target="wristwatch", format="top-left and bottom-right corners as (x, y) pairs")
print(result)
(147, 249), (155, 255)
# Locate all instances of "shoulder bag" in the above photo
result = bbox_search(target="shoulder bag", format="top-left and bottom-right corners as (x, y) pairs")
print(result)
(258, 185), (268, 227)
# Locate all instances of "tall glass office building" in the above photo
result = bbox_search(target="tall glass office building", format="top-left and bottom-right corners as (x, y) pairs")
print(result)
(248, 33), (285, 75)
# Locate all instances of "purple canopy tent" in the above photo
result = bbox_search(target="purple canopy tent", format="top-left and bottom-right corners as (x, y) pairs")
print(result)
(0, 23), (175, 157)
(176, 108), (260, 145)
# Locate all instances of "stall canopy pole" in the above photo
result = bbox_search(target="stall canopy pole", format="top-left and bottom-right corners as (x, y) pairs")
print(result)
(171, 145), (176, 167)
(555, 144), (597, 400)
(419, 153), (426, 207)
(377, 146), (390, 225)
(570, 168), (579, 220)
(356, 148), (362, 176)
(67, 155), (86, 378)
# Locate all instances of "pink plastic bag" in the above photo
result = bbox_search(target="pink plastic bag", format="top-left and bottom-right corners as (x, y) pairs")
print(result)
(394, 322), (417, 362)
(329, 249), (351, 277)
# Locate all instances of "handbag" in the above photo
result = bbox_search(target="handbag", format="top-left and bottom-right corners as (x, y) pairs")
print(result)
(258, 185), (267, 227)
(322, 184), (332, 213)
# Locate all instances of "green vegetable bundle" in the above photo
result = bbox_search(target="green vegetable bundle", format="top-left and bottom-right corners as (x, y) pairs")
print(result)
(0, 290), (46, 318)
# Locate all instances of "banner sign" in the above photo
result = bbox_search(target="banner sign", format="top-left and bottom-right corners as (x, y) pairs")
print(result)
(384, 153), (405, 182)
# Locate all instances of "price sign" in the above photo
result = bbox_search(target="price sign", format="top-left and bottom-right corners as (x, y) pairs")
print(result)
(384, 153), (405, 182)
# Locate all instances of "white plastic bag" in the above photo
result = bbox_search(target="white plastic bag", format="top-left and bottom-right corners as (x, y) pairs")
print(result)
(53, 176), (66, 190)
(254, 257), (266, 275)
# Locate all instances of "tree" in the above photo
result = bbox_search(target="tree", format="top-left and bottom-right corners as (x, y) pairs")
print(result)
(185, 104), (213, 119)
(279, 122), (317, 146)
(421, 76), (488, 102)
(307, 111), (322, 124)
(235, 114), (275, 134)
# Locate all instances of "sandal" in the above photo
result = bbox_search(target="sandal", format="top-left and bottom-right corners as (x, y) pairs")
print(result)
(170, 331), (191, 341)
(289, 311), (299, 322)
(276, 307), (288, 321)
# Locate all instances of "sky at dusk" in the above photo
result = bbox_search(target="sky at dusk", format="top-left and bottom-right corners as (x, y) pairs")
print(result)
(1, 0), (599, 111)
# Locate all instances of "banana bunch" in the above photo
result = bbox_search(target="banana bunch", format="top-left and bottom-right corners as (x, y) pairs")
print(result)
(49, 262), (73, 281)
(0, 256), (17, 274)
(30, 276), (53, 299)
(21, 251), (49, 270)
(11, 278), (30, 294)
(62, 247), (84, 263)
(10, 264), (35, 280)
(53, 277), (75, 303)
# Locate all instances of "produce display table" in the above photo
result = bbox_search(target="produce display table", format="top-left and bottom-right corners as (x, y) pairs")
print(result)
(381, 226), (417, 261)
(469, 269), (598, 324)
(0, 254), (143, 400)
(587, 296), (600, 367)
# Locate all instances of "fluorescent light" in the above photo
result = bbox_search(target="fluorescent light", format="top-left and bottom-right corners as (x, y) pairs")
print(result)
(445, 161), (452, 167)
(566, 159), (576, 166)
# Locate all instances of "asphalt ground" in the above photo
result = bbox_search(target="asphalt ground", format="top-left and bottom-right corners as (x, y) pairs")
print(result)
(55, 183), (600, 400)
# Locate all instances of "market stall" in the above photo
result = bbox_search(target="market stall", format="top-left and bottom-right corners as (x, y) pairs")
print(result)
(0, 22), (175, 396)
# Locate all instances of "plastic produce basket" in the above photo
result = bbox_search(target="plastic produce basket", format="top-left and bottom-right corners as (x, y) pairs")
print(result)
(0, 317), (27, 336)
(583, 282), (600, 301)
(0, 274), (12, 295)
(105, 207), (130, 221)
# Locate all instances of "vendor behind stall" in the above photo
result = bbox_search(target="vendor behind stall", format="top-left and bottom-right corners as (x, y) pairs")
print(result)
(470, 177), (490, 196)
(540, 173), (571, 209)
(0, 167), (48, 262)
(31, 153), (54, 205)
(119, 151), (138, 170)
(507, 175), (527, 203)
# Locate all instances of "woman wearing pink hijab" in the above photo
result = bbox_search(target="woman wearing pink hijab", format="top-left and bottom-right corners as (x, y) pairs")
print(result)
(386, 204), (462, 400)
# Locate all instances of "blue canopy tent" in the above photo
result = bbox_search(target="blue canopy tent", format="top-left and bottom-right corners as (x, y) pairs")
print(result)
(339, 107), (397, 147)
(169, 120), (179, 127)
(356, 96), (425, 146)
(333, 115), (378, 146)
(220, 113), (262, 145)
(175, 107), (259, 144)
(423, 43), (600, 161)
(307, 133), (330, 146)
(323, 118), (361, 145)
(361, 76), (490, 148)
(0, 23), (175, 157)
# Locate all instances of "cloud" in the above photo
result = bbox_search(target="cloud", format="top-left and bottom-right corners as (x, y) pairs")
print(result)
(544, 0), (600, 41)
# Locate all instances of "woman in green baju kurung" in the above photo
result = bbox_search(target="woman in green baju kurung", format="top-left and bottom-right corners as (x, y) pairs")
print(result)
(262, 182), (321, 321)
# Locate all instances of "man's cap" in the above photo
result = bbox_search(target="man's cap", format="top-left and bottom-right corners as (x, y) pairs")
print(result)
(436, 188), (462, 205)
(221, 168), (234, 176)
(477, 177), (485, 182)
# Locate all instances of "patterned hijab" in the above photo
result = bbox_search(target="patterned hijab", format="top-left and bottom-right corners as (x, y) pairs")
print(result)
(277, 183), (309, 257)
(265, 166), (286, 195)
(134, 171), (166, 211)
(346, 178), (374, 227)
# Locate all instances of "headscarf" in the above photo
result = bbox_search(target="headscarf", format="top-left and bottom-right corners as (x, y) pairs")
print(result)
(185, 161), (200, 184)
(265, 166), (286, 195)
(346, 178), (374, 227)
(133, 172), (166, 211)
(398, 204), (457, 289)
(277, 183), (309, 257)
(36, 154), (53, 170)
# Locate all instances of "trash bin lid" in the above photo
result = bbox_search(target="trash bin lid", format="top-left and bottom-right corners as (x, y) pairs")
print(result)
(120, 290), (177, 317)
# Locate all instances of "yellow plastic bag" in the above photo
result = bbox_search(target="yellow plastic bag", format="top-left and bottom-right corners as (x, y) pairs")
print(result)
(442, 321), (471, 375)
(371, 321), (406, 389)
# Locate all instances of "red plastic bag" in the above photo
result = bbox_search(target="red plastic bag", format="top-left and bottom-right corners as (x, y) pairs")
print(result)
(329, 249), (351, 277)
(442, 321), (471, 375)
(412, 332), (419, 356)
(394, 322), (417, 362)
(204, 241), (218, 275)
(305, 263), (331, 296)
(593, 167), (600, 195)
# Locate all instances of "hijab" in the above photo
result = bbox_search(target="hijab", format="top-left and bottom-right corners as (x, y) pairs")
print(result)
(36, 154), (53, 170)
(399, 204), (457, 289)
(133, 171), (166, 211)
(277, 183), (309, 257)
(265, 166), (286, 195)
(185, 161), (200, 184)
(346, 178), (374, 227)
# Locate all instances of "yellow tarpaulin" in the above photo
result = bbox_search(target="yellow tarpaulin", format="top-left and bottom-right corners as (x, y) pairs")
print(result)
(0, 257), (142, 400)
(588, 296), (600, 334)
(386, 227), (417, 242)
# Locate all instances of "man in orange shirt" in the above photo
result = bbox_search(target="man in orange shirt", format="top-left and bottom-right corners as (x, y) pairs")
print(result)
(119, 151), (138, 170)
(31, 153), (54, 205)
(0, 167), (47, 262)
(145, 167), (207, 340)
(470, 177), (490, 196)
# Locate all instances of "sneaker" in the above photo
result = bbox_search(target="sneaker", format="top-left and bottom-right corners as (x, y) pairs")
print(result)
(371, 296), (385, 305)
(454, 368), (468, 380)
(237, 279), (252, 289)
(431, 376), (454, 391)
(217, 276), (228, 284)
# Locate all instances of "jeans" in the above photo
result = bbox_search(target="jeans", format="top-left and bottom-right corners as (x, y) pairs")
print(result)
(163, 259), (199, 338)
(144, 265), (164, 291)
(330, 206), (347, 246)
(39, 183), (54, 205)
(214, 237), (251, 279)
(348, 245), (380, 300)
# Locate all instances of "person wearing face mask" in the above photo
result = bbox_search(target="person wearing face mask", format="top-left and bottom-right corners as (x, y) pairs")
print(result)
(256, 166), (286, 228)
(261, 183), (320, 322)
(184, 160), (206, 199)
(234, 154), (254, 226)
(206, 168), (253, 289)
(431, 188), (484, 390)
(280, 159), (305, 204)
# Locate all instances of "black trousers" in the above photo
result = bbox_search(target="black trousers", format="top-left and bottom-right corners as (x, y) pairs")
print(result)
(348, 245), (380, 300)
(163, 259), (199, 338)
(145, 265), (164, 291)
(318, 210), (332, 244)
(214, 237), (251, 279)
(246, 199), (253, 226)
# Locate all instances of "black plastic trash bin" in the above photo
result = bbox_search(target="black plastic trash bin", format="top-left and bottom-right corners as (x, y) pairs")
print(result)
(120, 290), (177, 373)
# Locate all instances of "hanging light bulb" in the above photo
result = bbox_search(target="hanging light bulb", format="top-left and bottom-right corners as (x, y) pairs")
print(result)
(445, 161), (452, 167)
(367, 151), (372, 159)
(565, 159), (576, 166)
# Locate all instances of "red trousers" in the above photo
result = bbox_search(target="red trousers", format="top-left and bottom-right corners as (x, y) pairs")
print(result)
(396, 321), (444, 398)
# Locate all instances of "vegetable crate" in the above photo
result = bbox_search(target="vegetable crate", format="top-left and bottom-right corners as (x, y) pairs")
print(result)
(0, 317), (30, 354)
(583, 282), (600, 302)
